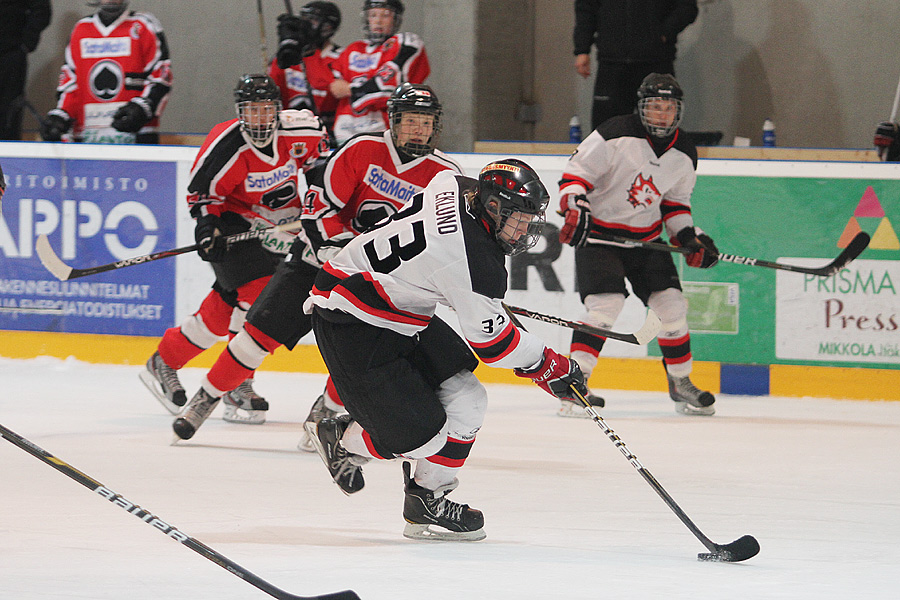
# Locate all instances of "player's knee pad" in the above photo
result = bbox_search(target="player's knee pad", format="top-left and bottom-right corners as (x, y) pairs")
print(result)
(225, 328), (270, 371)
(583, 293), (625, 328)
(648, 288), (689, 335)
(438, 370), (487, 440)
(180, 312), (223, 350)
(229, 305), (249, 337)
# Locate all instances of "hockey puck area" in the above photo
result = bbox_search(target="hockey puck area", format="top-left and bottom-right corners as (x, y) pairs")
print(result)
(696, 535), (761, 563)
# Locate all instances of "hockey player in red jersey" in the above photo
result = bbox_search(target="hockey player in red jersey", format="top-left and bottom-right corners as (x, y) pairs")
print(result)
(268, 1), (342, 140)
(40, 0), (172, 144)
(558, 73), (718, 417)
(305, 159), (589, 540)
(139, 74), (327, 423)
(170, 83), (460, 442)
(329, 0), (430, 143)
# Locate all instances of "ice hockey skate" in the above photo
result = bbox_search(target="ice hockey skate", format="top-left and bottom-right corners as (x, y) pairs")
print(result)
(139, 351), (187, 415)
(221, 379), (269, 424)
(558, 392), (605, 418)
(668, 373), (716, 416)
(402, 461), (485, 541)
(309, 415), (366, 495)
(172, 388), (221, 441)
(298, 394), (340, 452)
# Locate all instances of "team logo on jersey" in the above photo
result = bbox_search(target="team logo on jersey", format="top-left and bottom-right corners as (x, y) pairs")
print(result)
(130, 23), (143, 40)
(627, 173), (661, 208)
(80, 37), (131, 58)
(348, 51), (381, 72)
(286, 68), (309, 92)
(289, 142), (308, 158)
(89, 60), (124, 101)
(353, 199), (398, 232)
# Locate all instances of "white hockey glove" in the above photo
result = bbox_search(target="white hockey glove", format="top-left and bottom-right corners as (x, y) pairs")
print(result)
(315, 231), (354, 263)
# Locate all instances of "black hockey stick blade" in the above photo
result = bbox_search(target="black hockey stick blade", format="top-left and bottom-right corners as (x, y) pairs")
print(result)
(0, 423), (361, 600)
(697, 534), (761, 563)
(588, 231), (870, 277)
(35, 220), (304, 281)
(504, 304), (660, 345)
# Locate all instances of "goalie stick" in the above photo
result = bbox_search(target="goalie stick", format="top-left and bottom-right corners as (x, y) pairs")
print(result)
(0, 423), (361, 600)
(565, 386), (760, 563)
(503, 303), (660, 345)
(36, 220), (304, 281)
(588, 231), (870, 277)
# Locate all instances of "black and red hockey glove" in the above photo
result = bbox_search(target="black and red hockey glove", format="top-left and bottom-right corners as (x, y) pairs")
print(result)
(558, 193), (592, 247)
(194, 214), (227, 262)
(515, 347), (589, 400)
(675, 227), (719, 269)
(874, 121), (900, 161)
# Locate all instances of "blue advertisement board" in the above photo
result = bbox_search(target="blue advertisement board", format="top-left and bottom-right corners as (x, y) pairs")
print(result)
(0, 156), (177, 336)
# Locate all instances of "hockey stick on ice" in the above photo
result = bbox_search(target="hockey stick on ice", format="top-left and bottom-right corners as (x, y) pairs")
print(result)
(565, 386), (760, 563)
(503, 303), (660, 345)
(0, 423), (361, 600)
(588, 231), (870, 277)
(36, 220), (304, 281)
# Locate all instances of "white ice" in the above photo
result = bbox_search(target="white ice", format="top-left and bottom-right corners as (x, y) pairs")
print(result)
(1, 357), (898, 599)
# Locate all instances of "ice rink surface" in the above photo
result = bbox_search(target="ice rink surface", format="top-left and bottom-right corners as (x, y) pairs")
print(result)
(2, 357), (898, 599)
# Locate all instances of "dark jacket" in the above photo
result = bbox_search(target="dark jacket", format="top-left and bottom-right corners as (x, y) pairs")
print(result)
(0, 0), (51, 55)
(573, 0), (698, 63)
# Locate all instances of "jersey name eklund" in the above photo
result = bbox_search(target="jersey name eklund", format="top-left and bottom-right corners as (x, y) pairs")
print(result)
(365, 165), (418, 203)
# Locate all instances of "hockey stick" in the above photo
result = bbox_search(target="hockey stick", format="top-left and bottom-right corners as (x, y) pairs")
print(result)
(36, 220), (303, 281)
(257, 0), (269, 71)
(565, 386), (760, 563)
(0, 423), (360, 600)
(284, 0), (294, 14)
(503, 303), (660, 345)
(588, 231), (870, 277)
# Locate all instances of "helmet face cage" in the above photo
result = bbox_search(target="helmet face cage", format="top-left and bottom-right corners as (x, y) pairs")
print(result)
(387, 83), (442, 157)
(477, 160), (550, 256)
(361, 0), (403, 43)
(234, 75), (283, 147)
(636, 73), (684, 138)
(300, 1), (341, 45)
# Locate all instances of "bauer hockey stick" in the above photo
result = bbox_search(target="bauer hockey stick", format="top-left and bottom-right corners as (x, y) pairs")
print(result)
(588, 231), (870, 278)
(0, 423), (361, 600)
(503, 303), (660, 345)
(36, 220), (304, 281)
(565, 386), (760, 563)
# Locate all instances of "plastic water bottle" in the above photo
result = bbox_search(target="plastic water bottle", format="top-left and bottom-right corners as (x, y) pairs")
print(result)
(762, 118), (776, 147)
(569, 116), (582, 143)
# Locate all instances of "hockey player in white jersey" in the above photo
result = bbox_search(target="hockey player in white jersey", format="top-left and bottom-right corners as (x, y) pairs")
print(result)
(558, 72), (718, 417)
(305, 159), (589, 540)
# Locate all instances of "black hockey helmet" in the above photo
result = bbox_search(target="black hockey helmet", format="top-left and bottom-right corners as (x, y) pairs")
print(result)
(234, 74), (282, 147)
(88, 0), (129, 18)
(636, 73), (684, 138)
(361, 0), (404, 43)
(387, 83), (442, 158)
(476, 159), (549, 256)
(300, 1), (342, 43)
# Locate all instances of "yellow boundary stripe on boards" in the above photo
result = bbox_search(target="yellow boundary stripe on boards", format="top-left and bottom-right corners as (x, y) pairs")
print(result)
(0, 331), (897, 401)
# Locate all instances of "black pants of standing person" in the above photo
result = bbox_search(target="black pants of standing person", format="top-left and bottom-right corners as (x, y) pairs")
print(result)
(591, 60), (674, 130)
(0, 48), (28, 140)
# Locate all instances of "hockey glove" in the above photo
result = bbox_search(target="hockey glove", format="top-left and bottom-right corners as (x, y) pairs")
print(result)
(315, 231), (354, 264)
(675, 227), (719, 269)
(874, 121), (900, 161)
(111, 101), (151, 133)
(515, 347), (589, 400)
(276, 14), (314, 69)
(558, 193), (592, 248)
(40, 112), (72, 142)
(194, 214), (227, 262)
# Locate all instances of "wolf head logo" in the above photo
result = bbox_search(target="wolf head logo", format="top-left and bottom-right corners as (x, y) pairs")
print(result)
(627, 174), (661, 208)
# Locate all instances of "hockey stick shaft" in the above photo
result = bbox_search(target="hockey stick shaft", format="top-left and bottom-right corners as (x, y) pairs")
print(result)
(503, 303), (660, 345)
(257, 0), (269, 71)
(0, 423), (360, 600)
(565, 387), (760, 562)
(36, 220), (304, 281)
(890, 71), (900, 123)
(588, 231), (870, 277)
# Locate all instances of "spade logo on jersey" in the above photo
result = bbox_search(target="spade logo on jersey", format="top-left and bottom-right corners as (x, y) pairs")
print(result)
(261, 180), (298, 210)
(89, 60), (124, 101)
(627, 173), (661, 209)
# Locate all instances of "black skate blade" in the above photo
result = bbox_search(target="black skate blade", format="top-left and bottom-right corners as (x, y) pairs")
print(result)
(697, 535), (760, 562)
